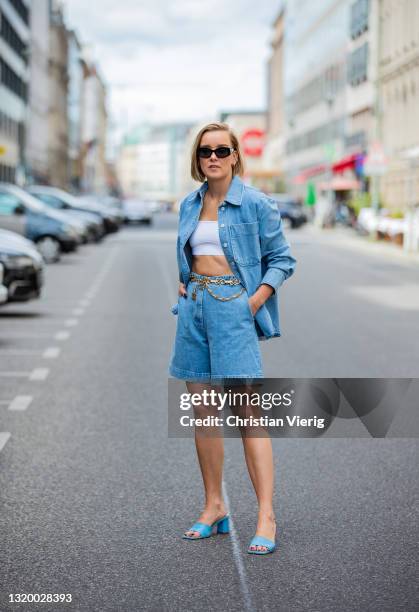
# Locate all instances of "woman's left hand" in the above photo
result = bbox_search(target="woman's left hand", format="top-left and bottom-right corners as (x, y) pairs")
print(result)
(248, 296), (261, 317)
(248, 284), (274, 316)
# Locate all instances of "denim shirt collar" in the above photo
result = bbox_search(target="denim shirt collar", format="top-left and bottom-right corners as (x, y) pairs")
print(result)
(197, 175), (244, 206)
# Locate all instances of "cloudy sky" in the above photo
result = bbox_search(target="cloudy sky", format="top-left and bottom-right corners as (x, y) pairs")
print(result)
(63, 0), (282, 137)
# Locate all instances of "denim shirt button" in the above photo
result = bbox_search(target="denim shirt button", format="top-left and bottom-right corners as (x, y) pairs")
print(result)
(220, 223), (225, 227)
(223, 243), (227, 247)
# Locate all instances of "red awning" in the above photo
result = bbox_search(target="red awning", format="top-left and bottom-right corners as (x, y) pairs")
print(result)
(332, 153), (359, 174)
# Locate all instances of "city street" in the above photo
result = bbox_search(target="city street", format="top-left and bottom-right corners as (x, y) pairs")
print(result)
(0, 214), (418, 612)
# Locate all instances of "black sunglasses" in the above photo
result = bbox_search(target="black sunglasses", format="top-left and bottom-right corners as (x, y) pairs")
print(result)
(198, 146), (236, 159)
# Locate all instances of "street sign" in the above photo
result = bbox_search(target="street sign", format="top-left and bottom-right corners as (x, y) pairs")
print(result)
(364, 141), (388, 176)
(241, 129), (265, 157)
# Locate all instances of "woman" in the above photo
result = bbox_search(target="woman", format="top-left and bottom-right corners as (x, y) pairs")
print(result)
(168, 122), (296, 554)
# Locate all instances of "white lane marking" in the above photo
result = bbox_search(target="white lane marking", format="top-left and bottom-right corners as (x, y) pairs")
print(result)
(0, 432), (11, 452)
(8, 395), (33, 411)
(65, 318), (78, 326)
(72, 308), (84, 316)
(222, 481), (256, 612)
(79, 300), (90, 307)
(3, 320), (66, 326)
(0, 332), (54, 339)
(54, 331), (70, 340)
(0, 349), (38, 355)
(43, 347), (61, 359)
(29, 368), (49, 381)
(0, 371), (29, 377)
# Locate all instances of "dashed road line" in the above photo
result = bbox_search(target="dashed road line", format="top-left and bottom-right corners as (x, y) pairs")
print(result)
(0, 332), (60, 339)
(0, 349), (39, 355)
(29, 368), (49, 381)
(8, 396), (33, 411)
(64, 318), (78, 327)
(72, 308), (85, 316)
(42, 347), (61, 359)
(0, 371), (30, 378)
(0, 432), (11, 452)
(54, 331), (70, 340)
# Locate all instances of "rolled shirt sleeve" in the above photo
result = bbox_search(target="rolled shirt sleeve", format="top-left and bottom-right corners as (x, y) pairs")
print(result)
(258, 197), (297, 294)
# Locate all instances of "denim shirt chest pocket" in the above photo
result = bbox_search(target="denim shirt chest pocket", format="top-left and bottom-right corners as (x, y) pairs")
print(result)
(229, 221), (261, 266)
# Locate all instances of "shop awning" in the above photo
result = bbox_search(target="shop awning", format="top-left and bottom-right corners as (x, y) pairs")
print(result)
(332, 152), (365, 173)
(292, 152), (365, 184)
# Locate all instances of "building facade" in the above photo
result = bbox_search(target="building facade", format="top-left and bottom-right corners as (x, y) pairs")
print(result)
(0, 0), (30, 183)
(345, 0), (379, 156)
(67, 29), (83, 190)
(379, 0), (419, 210)
(264, 8), (285, 191)
(48, 1), (69, 188)
(26, 0), (49, 184)
(80, 57), (107, 193)
(117, 122), (192, 202)
(282, 0), (349, 196)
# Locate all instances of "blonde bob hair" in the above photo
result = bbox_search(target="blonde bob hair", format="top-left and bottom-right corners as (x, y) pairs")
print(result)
(190, 122), (245, 182)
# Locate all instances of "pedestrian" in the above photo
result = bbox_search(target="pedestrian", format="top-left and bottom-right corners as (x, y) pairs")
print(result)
(168, 122), (297, 555)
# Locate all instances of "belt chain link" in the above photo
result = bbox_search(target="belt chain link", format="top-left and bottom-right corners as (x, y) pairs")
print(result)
(189, 273), (245, 302)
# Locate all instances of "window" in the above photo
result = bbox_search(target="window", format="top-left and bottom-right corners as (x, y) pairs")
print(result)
(33, 193), (63, 209)
(0, 192), (21, 214)
(0, 58), (27, 100)
(8, 0), (29, 25)
(350, 0), (369, 39)
(348, 42), (369, 86)
(0, 12), (28, 62)
(0, 164), (15, 182)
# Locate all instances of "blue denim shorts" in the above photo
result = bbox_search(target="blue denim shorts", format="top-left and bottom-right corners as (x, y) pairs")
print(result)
(168, 273), (264, 383)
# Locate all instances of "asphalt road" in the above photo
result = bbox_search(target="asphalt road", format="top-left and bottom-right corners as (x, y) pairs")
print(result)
(0, 214), (418, 612)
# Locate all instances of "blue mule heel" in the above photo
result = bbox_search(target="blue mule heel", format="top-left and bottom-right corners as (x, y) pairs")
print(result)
(182, 514), (230, 539)
(247, 535), (276, 555)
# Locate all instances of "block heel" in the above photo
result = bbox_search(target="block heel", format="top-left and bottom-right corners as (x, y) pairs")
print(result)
(182, 514), (230, 539)
(217, 515), (230, 534)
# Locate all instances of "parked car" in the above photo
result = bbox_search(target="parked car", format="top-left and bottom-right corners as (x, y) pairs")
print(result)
(77, 194), (124, 227)
(0, 262), (7, 304)
(0, 229), (44, 303)
(122, 198), (154, 225)
(269, 194), (307, 229)
(0, 184), (79, 263)
(27, 186), (106, 242)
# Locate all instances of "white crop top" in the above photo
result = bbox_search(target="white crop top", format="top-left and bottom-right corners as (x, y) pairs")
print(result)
(189, 221), (224, 256)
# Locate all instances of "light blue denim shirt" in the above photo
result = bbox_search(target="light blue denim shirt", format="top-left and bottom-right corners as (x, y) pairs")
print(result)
(171, 175), (297, 341)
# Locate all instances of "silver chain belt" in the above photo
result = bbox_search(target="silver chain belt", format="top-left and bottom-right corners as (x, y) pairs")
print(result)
(189, 273), (245, 302)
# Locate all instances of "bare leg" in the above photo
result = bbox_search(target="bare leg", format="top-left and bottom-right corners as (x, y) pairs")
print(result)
(183, 381), (227, 538)
(228, 383), (276, 552)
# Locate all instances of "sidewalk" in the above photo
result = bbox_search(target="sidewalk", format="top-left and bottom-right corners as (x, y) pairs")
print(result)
(300, 223), (419, 269)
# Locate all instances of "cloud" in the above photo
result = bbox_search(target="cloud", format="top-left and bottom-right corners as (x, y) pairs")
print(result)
(63, 0), (279, 129)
